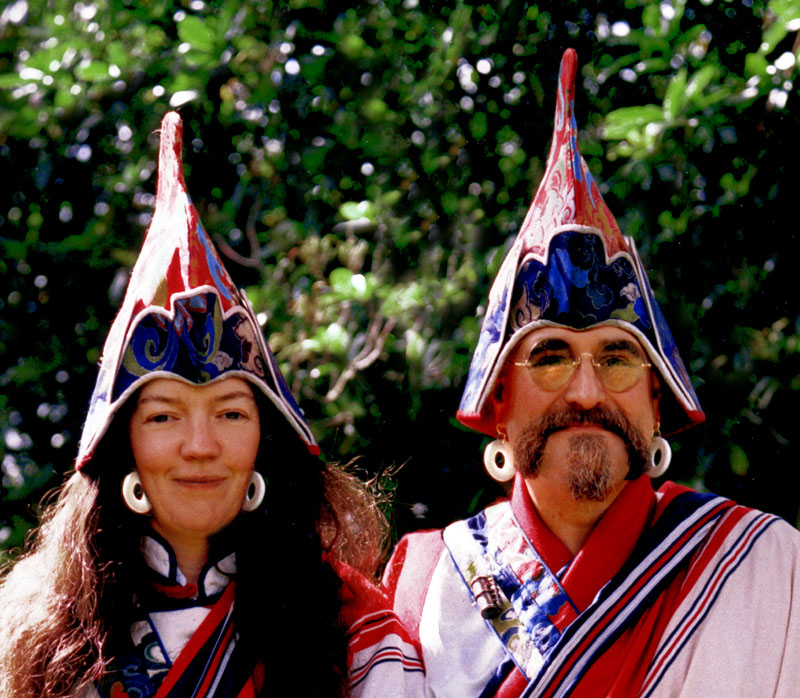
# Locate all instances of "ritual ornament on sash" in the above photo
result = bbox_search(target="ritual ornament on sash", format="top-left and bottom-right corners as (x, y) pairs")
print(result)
(456, 49), (705, 437)
(75, 111), (319, 471)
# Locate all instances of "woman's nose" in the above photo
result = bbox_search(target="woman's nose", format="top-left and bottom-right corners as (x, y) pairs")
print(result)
(179, 418), (221, 460)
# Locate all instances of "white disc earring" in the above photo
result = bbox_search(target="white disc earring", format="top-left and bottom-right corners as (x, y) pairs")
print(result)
(122, 471), (152, 514)
(646, 435), (672, 478)
(241, 470), (266, 512)
(483, 439), (516, 483)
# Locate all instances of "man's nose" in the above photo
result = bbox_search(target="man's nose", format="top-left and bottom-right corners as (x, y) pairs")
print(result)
(562, 354), (605, 409)
(179, 418), (221, 460)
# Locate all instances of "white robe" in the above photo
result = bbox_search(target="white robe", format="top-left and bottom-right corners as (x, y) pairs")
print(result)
(384, 476), (800, 698)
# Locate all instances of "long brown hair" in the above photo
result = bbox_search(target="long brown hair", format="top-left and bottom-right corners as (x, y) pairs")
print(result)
(0, 474), (106, 695)
(0, 396), (388, 697)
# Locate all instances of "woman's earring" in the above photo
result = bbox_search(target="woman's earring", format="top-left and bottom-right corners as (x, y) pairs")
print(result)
(122, 471), (152, 514)
(483, 438), (516, 483)
(646, 433), (672, 478)
(241, 470), (266, 512)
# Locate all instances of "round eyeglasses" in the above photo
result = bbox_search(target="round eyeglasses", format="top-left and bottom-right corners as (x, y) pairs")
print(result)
(514, 342), (652, 393)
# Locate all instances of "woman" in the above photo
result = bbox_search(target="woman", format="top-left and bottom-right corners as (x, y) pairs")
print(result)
(0, 113), (423, 698)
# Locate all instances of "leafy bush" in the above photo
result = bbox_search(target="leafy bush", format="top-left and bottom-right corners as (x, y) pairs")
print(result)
(2, 0), (799, 555)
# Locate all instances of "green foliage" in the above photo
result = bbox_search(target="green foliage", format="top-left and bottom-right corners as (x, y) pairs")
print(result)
(2, 0), (800, 549)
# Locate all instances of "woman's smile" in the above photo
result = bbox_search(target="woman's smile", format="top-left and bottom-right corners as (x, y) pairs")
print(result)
(129, 377), (261, 549)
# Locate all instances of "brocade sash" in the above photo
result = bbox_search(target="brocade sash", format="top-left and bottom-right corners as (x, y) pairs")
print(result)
(443, 490), (735, 698)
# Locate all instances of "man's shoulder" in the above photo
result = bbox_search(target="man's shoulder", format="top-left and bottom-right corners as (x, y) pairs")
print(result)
(382, 528), (446, 598)
(394, 526), (447, 554)
(722, 504), (800, 553)
(657, 482), (800, 573)
(380, 528), (447, 644)
(383, 498), (514, 592)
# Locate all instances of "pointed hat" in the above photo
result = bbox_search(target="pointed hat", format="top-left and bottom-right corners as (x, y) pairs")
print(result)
(75, 112), (318, 470)
(457, 49), (704, 436)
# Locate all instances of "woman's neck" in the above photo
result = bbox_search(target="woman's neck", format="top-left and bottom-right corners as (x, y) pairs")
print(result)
(151, 524), (209, 586)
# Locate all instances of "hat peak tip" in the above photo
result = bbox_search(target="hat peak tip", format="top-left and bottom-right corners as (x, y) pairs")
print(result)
(156, 111), (186, 196)
(158, 112), (184, 158)
(558, 48), (578, 94)
(161, 110), (183, 131)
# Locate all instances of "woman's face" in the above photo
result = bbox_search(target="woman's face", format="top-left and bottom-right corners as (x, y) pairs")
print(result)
(129, 376), (261, 549)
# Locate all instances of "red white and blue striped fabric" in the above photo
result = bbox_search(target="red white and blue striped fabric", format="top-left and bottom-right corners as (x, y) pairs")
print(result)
(87, 540), (426, 698)
(519, 492), (737, 698)
(347, 609), (425, 689)
(384, 477), (800, 698)
(335, 559), (426, 697)
(150, 583), (246, 698)
(639, 508), (779, 696)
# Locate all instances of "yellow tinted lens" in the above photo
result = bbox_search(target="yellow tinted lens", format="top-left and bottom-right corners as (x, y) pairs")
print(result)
(528, 358), (577, 391)
(595, 359), (644, 392)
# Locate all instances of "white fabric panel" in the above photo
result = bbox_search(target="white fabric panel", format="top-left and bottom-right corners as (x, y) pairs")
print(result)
(418, 551), (508, 697)
(648, 515), (800, 698)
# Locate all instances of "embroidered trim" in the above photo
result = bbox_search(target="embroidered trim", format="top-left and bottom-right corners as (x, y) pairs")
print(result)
(445, 490), (738, 698)
(443, 501), (576, 680)
(96, 583), (254, 698)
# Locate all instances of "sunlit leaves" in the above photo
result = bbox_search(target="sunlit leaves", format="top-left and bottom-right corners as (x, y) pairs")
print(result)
(340, 200), (376, 223)
(760, 0), (800, 54)
(178, 15), (216, 54)
(3, 0), (800, 544)
(602, 104), (664, 139)
(74, 60), (111, 82)
(328, 268), (374, 302)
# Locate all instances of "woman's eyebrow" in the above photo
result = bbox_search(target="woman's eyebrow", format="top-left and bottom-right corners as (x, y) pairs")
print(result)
(212, 390), (257, 403)
(136, 390), (255, 406)
(136, 394), (180, 406)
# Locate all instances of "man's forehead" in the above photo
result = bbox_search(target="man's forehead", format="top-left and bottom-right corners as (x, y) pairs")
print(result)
(512, 326), (647, 357)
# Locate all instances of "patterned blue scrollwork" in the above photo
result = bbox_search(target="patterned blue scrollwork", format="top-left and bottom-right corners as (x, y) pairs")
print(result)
(113, 291), (263, 401)
(96, 653), (156, 697)
(508, 232), (651, 338)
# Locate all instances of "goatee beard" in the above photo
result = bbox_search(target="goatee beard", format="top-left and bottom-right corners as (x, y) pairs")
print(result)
(513, 405), (649, 502)
(566, 432), (613, 501)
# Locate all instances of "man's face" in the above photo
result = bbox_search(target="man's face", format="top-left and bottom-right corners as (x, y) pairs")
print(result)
(493, 326), (660, 502)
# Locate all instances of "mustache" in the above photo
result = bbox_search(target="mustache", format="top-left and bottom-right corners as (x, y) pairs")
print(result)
(536, 405), (634, 443)
(515, 405), (649, 478)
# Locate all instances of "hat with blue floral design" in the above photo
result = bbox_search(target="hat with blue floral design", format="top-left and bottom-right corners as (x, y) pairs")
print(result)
(457, 49), (704, 437)
(76, 111), (318, 470)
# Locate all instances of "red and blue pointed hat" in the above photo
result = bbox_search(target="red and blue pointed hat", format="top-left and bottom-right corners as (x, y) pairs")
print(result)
(76, 112), (318, 470)
(457, 49), (704, 437)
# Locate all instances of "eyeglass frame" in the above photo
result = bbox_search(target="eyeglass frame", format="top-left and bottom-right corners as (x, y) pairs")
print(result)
(513, 338), (653, 393)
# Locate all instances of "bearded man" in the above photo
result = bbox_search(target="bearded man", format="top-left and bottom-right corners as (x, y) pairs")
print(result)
(382, 49), (800, 698)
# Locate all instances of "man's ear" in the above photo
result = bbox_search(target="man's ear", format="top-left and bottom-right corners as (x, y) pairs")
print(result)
(490, 375), (508, 430)
(493, 376), (505, 404)
(651, 371), (662, 426)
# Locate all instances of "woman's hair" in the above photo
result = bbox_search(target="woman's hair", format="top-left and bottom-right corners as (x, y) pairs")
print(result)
(0, 390), (389, 697)
(0, 473), (107, 696)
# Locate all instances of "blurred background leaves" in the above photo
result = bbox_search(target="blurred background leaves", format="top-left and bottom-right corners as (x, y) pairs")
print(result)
(2, 0), (800, 556)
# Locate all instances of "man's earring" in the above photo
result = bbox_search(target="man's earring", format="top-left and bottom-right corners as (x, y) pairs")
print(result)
(122, 471), (152, 514)
(646, 429), (671, 478)
(483, 433), (516, 483)
(241, 470), (266, 512)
